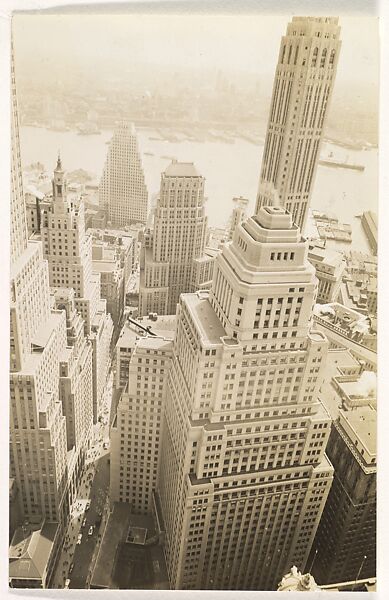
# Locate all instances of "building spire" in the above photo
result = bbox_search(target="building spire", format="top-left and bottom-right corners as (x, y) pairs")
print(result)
(56, 150), (62, 171)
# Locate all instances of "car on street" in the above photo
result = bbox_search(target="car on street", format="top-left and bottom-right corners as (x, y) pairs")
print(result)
(88, 526), (94, 536)
(85, 500), (91, 511)
(69, 563), (74, 574)
(76, 534), (82, 545)
(64, 579), (71, 589)
(103, 442), (108, 450)
(82, 517), (86, 527)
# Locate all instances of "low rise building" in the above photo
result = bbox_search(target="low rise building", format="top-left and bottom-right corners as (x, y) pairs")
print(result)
(313, 303), (377, 371)
(9, 521), (60, 589)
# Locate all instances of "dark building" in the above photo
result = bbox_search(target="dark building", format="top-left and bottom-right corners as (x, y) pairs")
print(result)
(309, 405), (376, 585)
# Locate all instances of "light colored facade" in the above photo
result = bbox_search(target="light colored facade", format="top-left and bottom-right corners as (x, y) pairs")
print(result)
(115, 314), (176, 389)
(10, 50), (69, 528)
(227, 196), (249, 241)
(139, 160), (213, 316)
(99, 122), (148, 226)
(110, 335), (173, 513)
(92, 244), (125, 334)
(40, 161), (113, 422)
(313, 303), (377, 371)
(53, 288), (93, 455)
(256, 17), (341, 231)
(158, 206), (334, 590)
(307, 241), (345, 303)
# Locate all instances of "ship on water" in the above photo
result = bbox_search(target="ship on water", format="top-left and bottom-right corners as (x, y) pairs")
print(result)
(319, 151), (365, 172)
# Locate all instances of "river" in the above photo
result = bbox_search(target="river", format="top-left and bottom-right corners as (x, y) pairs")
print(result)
(20, 126), (378, 254)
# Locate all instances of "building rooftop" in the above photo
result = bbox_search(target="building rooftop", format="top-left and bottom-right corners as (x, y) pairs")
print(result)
(9, 521), (58, 582)
(164, 160), (201, 178)
(117, 315), (176, 349)
(338, 405), (376, 461)
(91, 503), (168, 590)
(184, 292), (226, 345)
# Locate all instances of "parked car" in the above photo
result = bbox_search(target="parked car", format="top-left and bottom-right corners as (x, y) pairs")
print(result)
(103, 442), (108, 450)
(85, 501), (91, 511)
(88, 526), (94, 536)
(69, 563), (74, 574)
(76, 534), (82, 545)
(82, 517), (86, 527)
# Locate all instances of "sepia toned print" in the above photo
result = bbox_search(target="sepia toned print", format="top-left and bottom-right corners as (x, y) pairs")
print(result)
(9, 9), (377, 591)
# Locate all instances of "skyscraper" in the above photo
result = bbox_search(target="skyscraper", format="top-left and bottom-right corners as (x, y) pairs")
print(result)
(99, 122), (149, 226)
(256, 17), (341, 231)
(139, 160), (213, 316)
(10, 46), (69, 527)
(157, 206), (334, 590)
(40, 161), (113, 422)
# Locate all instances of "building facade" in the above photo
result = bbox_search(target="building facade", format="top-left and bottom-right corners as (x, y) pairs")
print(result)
(40, 160), (113, 422)
(99, 122), (149, 226)
(139, 160), (213, 316)
(310, 406), (376, 585)
(10, 48), (69, 529)
(256, 17), (341, 231)
(110, 335), (173, 513)
(307, 241), (345, 303)
(157, 206), (334, 590)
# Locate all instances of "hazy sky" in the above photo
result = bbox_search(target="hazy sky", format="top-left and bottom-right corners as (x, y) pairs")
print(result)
(12, 13), (379, 91)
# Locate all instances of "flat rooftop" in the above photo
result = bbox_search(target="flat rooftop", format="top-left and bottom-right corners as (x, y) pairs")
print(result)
(91, 503), (169, 590)
(339, 405), (376, 458)
(117, 315), (176, 348)
(184, 292), (226, 345)
(164, 160), (200, 178)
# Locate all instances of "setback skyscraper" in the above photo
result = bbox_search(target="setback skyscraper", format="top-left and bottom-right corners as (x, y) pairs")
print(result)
(139, 160), (214, 316)
(99, 122), (149, 226)
(40, 160), (113, 422)
(256, 17), (341, 231)
(10, 45), (70, 543)
(157, 206), (334, 590)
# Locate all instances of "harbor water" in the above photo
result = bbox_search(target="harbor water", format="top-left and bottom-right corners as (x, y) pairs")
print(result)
(20, 126), (378, 254)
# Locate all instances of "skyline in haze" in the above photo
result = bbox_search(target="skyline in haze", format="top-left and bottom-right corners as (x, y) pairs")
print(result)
(13, 14), (378, 93)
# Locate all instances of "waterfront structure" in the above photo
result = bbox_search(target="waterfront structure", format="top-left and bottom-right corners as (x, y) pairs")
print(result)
(139, 160), (213, 316)
(10, 48), (69, 586)
(157, 206), (334, 590)
(256, 17), (341, 231)
(40, 160), (113, 422)
(361, 211), (377, 256)
(307, 241), (345, 303)
(309, 405), (376, 585)
(99, 122), (148, 226)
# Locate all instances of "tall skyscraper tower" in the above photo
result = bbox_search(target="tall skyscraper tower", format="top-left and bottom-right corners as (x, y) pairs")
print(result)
(158, 206), (333, 590)
(139, 160), (213, 316)
(40, 160), (113, 422)
(99, 122), (149, 226)
(256, 17), (341, 231)
(10, 47), (69, 525)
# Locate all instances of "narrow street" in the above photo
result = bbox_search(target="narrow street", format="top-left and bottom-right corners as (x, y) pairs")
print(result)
(51, 372), (113, 589)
